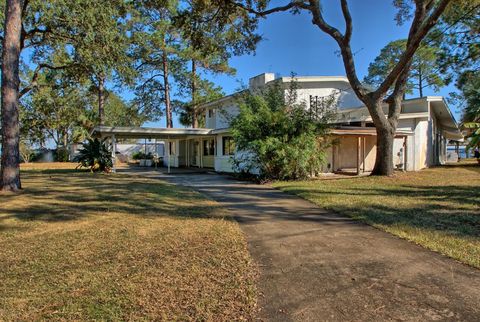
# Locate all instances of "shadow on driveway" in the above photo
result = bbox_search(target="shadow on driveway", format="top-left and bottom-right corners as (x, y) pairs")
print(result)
(131, 171), (480, 321)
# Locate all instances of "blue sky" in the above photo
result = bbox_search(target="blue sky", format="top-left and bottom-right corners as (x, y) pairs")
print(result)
(144, 1), (459, 128)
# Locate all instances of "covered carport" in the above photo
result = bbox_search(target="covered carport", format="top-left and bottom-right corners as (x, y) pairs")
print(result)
(92, 126), (213, 173)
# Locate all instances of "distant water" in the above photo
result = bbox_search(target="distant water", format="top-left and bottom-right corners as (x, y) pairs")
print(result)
(447, 146), (468, 159)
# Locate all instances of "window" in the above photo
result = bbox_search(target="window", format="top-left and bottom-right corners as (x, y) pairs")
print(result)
(222, 136), (235, 156)
(309, 95), (331, 119)
(208, 109), (215, 118)
(203, 139), (215, 156)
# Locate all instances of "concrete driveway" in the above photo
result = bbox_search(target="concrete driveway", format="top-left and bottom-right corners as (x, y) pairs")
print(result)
(130, 171), (480, 321)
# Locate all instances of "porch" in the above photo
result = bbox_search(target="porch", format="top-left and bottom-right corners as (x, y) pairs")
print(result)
(330, 127), (413, 175)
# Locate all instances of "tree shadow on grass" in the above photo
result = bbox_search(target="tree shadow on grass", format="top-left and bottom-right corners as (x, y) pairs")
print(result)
(280, 184), (479, 239)
(0, 172), (226, 225)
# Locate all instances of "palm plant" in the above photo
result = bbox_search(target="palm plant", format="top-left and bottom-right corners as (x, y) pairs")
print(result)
(74, 138), (113, 172)
(464, 123), (480, 151)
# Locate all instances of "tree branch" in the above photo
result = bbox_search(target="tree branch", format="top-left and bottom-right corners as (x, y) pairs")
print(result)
(376, 0), (452, 96)
(340, 0), (352, 44)
(19, 63), (77, 98)
(308, 0), (368, 101)
(229, 1), (304, 16)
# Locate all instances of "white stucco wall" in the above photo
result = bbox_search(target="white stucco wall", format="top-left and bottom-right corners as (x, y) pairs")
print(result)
(163, 139), (181, 168)
(214, 135), (234, 172)
(215, 105), (239, 129)
(292, 80), (363, 110)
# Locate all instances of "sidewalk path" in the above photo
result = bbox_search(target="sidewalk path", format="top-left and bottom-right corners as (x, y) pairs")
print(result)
(131, 170), (480, 321)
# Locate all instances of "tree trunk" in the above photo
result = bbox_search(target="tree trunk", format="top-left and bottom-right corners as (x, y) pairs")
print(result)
(0, 0), (23, 192)
(418, 66), (423, 97)
(162, 41), (172, 128)
(363, 98), (397, 176)
(191, 59), (198, 128)
(371, 125), (395, 176)
(98, 74), (106, 126)
(63, 129), (68, 148)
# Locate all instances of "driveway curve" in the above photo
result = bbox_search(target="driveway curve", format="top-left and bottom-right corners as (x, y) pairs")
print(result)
(138, 171), (480, 321)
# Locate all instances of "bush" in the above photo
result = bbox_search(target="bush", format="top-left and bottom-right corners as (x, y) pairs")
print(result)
(230, 78), (335, 180)
(19, 141), (35, 163)
(74, 138), (113, 172)
(55, 147), (70, 162)
(131, 151), (153, 160)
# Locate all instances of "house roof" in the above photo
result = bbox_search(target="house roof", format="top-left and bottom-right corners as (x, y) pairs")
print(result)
(331, 126), (413, 137)
(92, 126), (213, 139)
(198, 76), (352, 109)
(337, 96), (463, 140)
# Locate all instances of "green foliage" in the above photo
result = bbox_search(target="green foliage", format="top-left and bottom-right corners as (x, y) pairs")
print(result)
(432, 0), (480, 82)
(449, 71), (480, 151)
(178, 78), (224, 127)
(464, 123), (480, 151)
(20, 69), (91, 148)
(230, 79), (335, 180)
(19, 140), (35, 163)
(364, 39), (444, 97)
(131, 151), (153, 160)
(20, 68), (144, 149)
(54, 147), (70, 162)
(74, 138), (113, 173)
(173, 1), (261, 126)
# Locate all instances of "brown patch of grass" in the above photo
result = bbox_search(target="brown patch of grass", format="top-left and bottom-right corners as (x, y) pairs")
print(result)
(273, 163), (480, 268)
(20, 162), (79, 170)
(0, 168), (257, 320)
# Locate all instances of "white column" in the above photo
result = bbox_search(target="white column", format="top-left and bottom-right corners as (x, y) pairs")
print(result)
(356, 136), (361, 175)
(200, 139), (204, 168)
(186, 139), (190, 168)
(111, 135), (116, 173)
(167, 137), (171, 174)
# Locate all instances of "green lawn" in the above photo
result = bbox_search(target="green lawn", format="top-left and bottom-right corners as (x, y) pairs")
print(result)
(0, 166), (256, 320)
(273, 162), (480, 268)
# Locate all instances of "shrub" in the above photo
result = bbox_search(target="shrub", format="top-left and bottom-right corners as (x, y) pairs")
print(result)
(131, 151), (153, 160)
(230, 77), (336, 180)
(131, 151), (144, 160)
(19, 141), (34, 163)
(74, 138), (113, 172)
(55, 147), (70, 162)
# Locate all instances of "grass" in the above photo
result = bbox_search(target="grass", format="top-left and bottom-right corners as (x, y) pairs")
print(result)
(0, 164), (256, 321)
(273, 162), (480, 269)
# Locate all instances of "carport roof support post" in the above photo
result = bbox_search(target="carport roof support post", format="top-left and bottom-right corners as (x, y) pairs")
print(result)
(111, 135), (116, 173)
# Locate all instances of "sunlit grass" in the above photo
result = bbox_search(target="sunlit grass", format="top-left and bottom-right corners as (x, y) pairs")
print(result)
(0, 165), (257, 320)
(273, 162), (480, 268)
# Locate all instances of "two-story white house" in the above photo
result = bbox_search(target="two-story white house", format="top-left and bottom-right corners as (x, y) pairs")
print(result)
(94, 73), (463, 174)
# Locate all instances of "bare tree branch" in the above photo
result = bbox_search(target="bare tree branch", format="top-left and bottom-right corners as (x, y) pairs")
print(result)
(340, 0), (352, 44)
(307, 0), (368, 101)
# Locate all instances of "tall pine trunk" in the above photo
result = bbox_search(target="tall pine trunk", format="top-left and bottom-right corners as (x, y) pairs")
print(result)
(418, 66), (423, 97)
(0, 0), (23, 191)
(98, 74), (106, 126)
(162, 40), (172, 128)
(191, 60), (198, 128)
